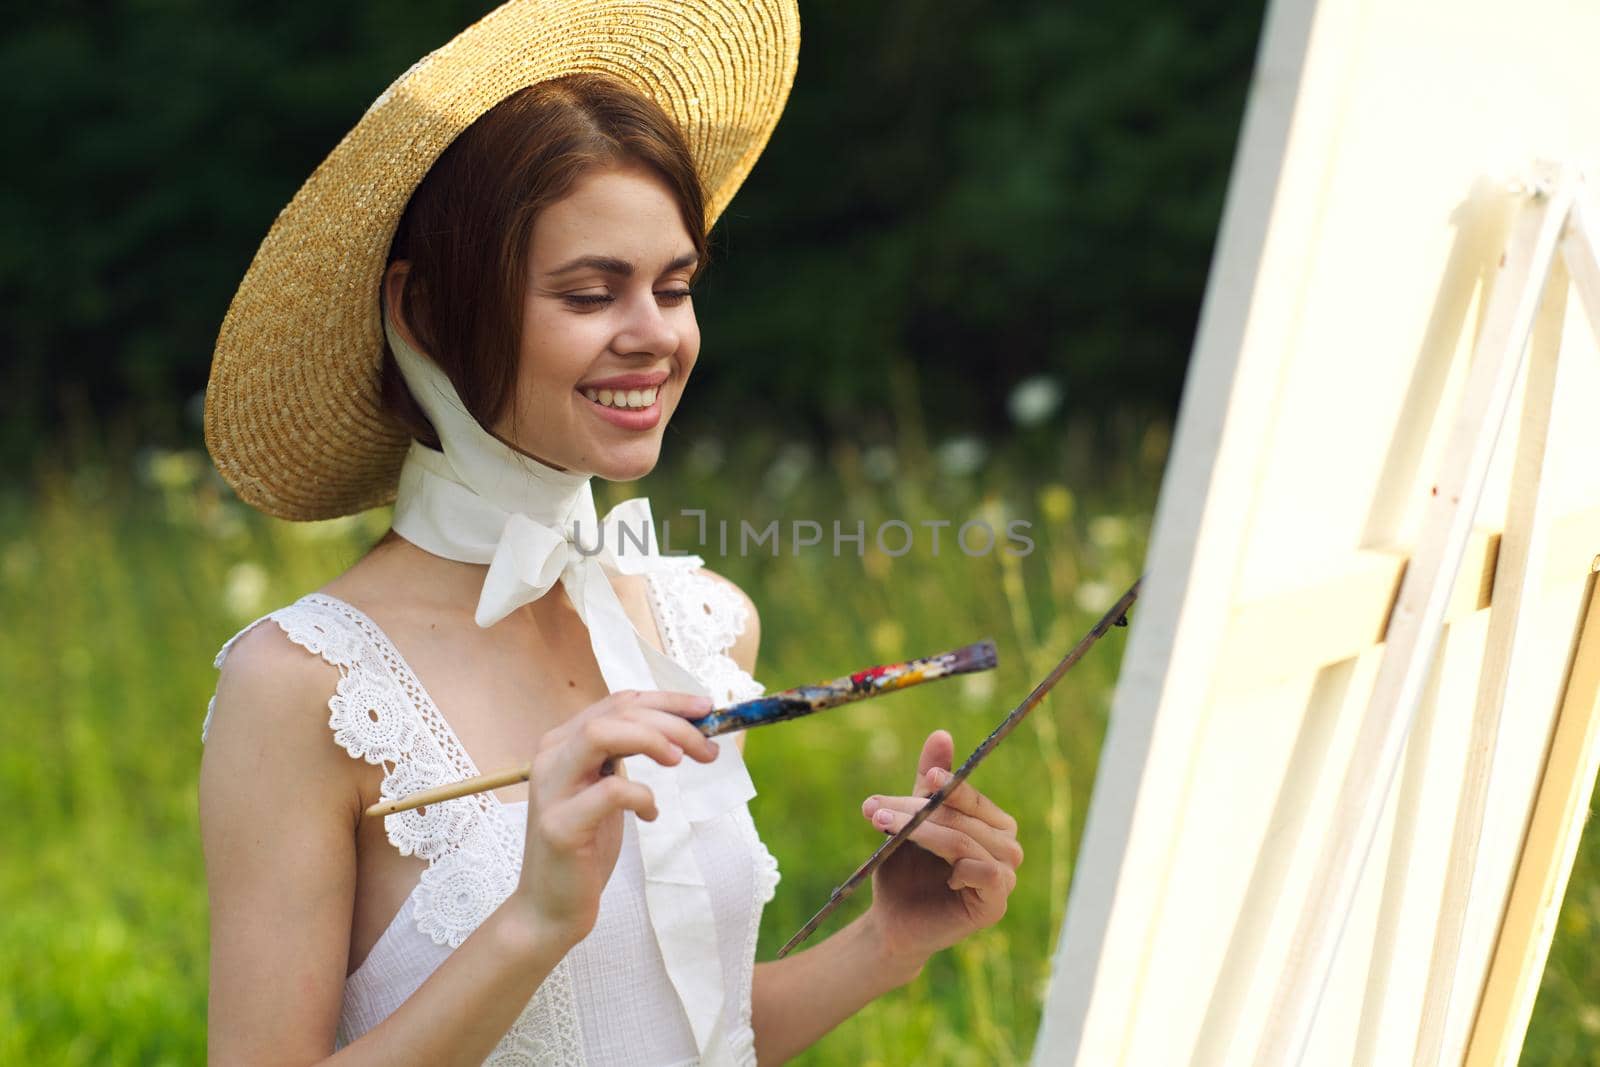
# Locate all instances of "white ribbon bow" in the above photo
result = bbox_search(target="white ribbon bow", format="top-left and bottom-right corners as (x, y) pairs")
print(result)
(384, 305), (753, 1062)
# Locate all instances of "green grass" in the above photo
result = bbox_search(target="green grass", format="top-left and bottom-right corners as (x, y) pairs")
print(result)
(1, 419), (1597, 1064)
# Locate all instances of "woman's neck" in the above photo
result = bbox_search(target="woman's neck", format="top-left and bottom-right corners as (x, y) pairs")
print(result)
(360, 528), (581, 626)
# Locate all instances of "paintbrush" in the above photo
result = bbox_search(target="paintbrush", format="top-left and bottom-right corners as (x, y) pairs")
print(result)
(776, 578), (1142, 958)
(365, 638), (999, 819)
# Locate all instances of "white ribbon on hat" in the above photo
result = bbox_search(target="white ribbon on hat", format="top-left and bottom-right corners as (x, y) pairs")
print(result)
(383, 302), (752, 1062)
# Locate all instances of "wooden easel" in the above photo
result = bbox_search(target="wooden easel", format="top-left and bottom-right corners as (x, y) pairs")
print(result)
(1254, 162), (1600, 1066)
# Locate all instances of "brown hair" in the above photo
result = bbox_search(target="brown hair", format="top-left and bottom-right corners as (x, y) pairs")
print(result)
(379, 72), (710, 448)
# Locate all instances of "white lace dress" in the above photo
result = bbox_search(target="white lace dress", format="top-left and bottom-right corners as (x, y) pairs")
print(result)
(202, 559), (781, 1065)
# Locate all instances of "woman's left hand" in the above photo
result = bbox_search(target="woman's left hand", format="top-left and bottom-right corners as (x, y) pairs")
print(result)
(860, 729), (1022, 971)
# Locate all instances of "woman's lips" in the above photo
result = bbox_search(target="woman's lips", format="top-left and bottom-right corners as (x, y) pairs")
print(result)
(578, 387), (662, 430)
(577, 371), (670, 391)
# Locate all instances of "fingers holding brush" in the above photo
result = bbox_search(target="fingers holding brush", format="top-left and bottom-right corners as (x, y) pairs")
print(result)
(898, 728), (1020, 850)
(535, 690), (719, 793)
(515, 689), (720, 945)
(861, 790), (1024, 870)
(922, 766), (1019, 836)
(851, 726), (1025, 960)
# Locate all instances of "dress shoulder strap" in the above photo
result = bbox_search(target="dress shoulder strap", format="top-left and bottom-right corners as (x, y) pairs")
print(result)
(203, 593), (526, 950)
(644, 559), (765, 706)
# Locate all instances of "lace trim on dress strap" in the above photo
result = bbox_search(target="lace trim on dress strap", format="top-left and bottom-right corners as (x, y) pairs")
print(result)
(643, 559), (766, 708)
(205, 594), (587, 1065)
(264, 595), (524, 943)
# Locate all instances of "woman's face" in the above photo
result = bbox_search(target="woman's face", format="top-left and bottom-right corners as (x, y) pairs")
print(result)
(500, 161), (701, 481)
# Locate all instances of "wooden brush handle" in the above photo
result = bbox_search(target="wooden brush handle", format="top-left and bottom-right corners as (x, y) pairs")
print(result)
(365, 639), (999, 819)
(365, 763), (531, 819)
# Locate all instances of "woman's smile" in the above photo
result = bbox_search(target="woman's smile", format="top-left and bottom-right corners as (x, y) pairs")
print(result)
(575, 367), (669, 429)
(577, 383), (664, 430)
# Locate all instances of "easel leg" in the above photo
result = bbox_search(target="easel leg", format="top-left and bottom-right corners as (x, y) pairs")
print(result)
(1414, 256), (1569, 1065)
(1563, 187), (1600, 338)
(1463, 568), (1600, 1067)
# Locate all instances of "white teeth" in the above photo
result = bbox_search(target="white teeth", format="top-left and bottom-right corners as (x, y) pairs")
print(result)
(581, 385), (660, 409)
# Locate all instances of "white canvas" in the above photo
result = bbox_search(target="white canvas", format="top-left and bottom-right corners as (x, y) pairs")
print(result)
(1033, 0), (1600, 1064)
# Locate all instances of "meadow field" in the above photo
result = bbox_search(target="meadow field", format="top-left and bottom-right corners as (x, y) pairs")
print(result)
(3, 419), (1597, 1064)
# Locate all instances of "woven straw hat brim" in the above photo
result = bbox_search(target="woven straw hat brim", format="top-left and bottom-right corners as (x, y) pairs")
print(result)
(205, 0), (800, 521)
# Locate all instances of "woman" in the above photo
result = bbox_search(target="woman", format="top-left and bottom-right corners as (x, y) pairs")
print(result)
(198, 4), (1022, 1064)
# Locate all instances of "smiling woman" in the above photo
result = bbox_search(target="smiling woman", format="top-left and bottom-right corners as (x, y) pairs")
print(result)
(377, 74), (710, 482)
(197, 3), (1023, 1065)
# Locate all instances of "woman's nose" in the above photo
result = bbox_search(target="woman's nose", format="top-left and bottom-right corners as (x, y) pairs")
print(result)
(611, 292), (682, 357)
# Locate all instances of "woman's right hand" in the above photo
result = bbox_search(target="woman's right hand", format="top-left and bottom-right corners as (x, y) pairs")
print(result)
(511, 689), (720, 948)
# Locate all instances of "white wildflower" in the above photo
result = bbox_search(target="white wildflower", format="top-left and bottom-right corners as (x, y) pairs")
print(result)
(1074, 580), (1116, 614)
(935, 435), (987, 477)
(1008, 375), (1062, 427)
(764, 442), (813, 497)
(861, 445), (898, 483)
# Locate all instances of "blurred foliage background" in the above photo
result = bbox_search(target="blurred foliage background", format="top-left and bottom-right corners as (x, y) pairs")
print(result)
(2, 0), (1258, 463)
(6, 0), (1600, 1064)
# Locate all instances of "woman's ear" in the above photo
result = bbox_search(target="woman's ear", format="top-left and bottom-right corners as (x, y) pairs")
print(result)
(382, 260), (407, 307)
(382, 260), (420, 350)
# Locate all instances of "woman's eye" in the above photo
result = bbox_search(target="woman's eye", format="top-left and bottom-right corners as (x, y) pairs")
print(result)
(561, 290), (693, 309)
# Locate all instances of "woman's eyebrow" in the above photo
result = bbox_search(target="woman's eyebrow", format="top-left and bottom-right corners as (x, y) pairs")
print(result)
(544, 252), (699, 278)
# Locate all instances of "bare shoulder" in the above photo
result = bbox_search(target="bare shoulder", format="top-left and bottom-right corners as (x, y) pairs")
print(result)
(199, 618), (366, 1059)
(692, 566), (761, 676)
(200, 618), (364, 824)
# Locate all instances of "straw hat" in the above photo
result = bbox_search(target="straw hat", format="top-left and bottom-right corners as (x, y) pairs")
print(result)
(205, 0), (800, 521)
